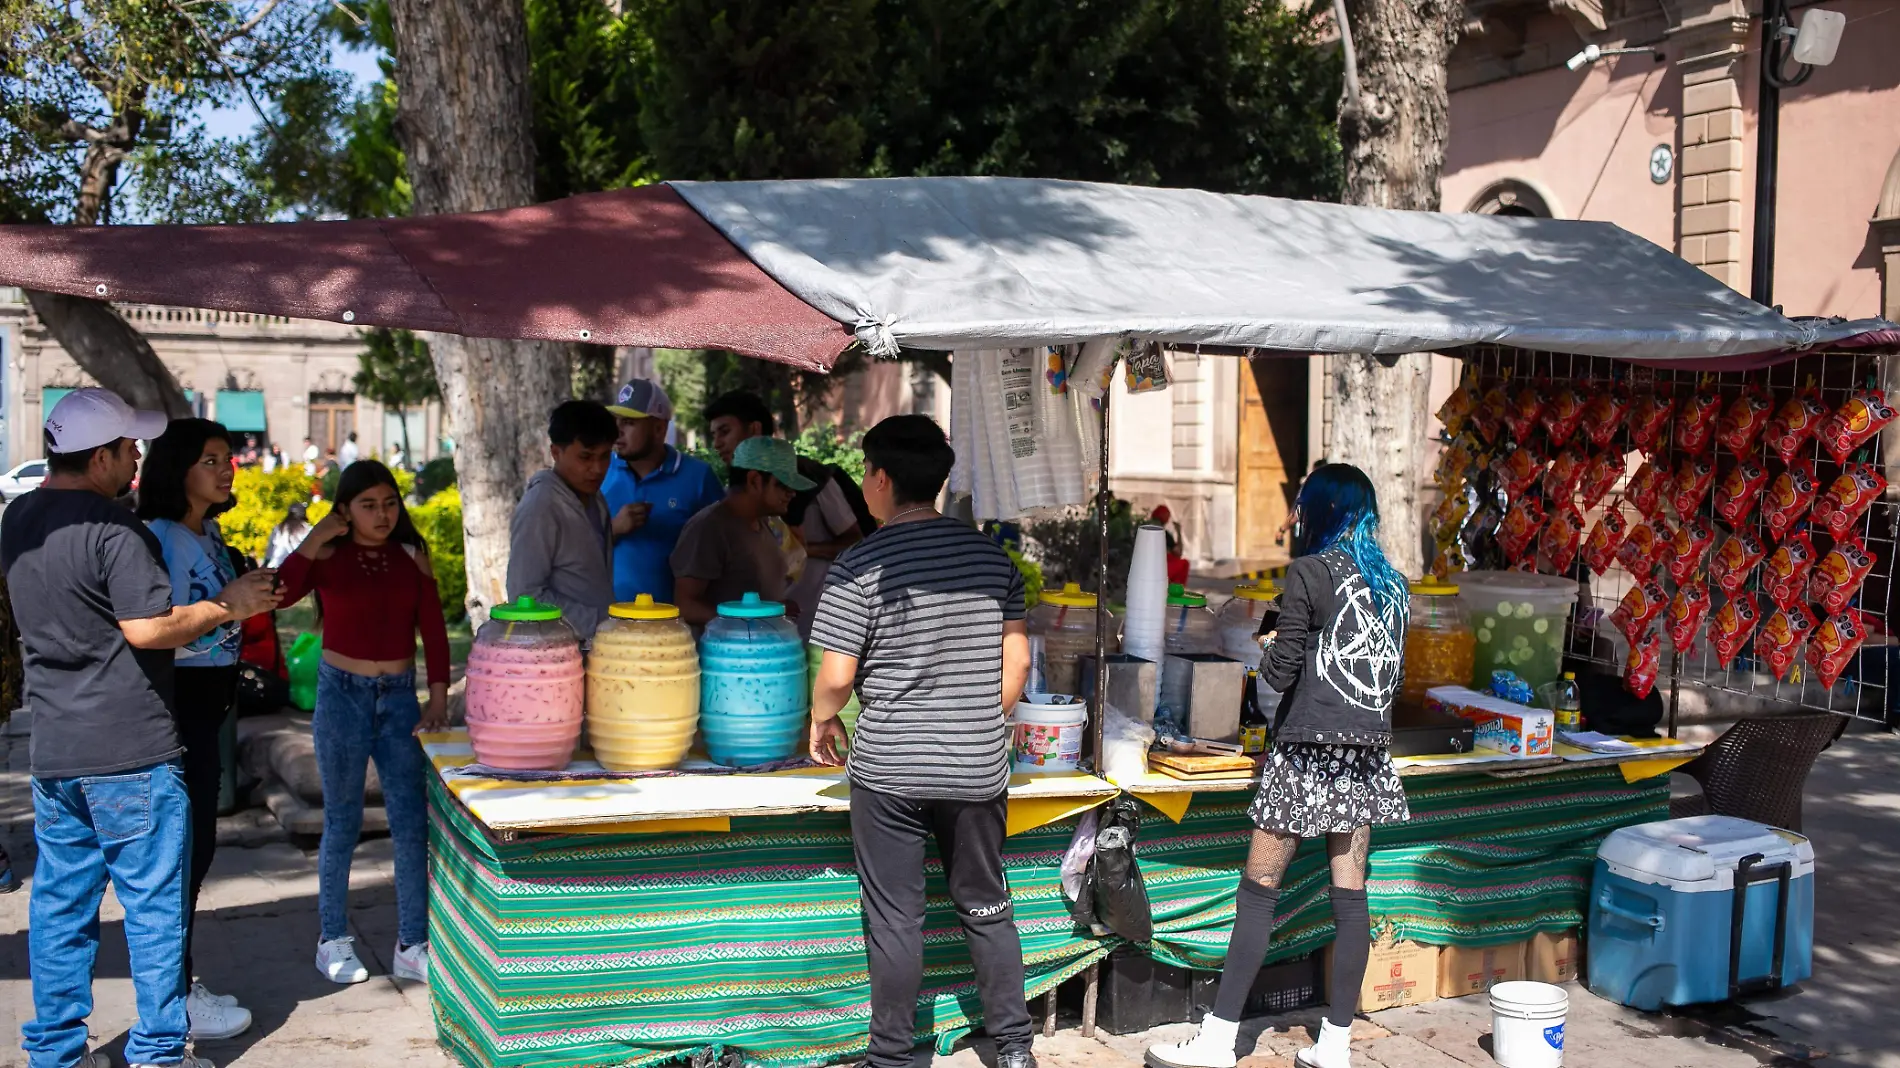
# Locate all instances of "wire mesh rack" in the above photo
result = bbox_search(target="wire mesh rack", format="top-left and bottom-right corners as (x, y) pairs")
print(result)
(1442, 344), (1896, 725)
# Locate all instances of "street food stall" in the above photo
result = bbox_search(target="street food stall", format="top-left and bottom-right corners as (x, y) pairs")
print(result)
(1, 177), (1893, 1068)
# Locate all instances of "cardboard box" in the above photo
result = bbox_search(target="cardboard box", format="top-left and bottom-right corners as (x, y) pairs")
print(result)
(1327, 935), (1439, 1012)
(1527, 928), (1582, 984)
(1424, 686), (1554, 757)
(1436, 940), (1528, 998)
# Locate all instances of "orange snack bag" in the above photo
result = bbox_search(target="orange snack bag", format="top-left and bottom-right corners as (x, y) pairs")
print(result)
(1764, 391), (1828, 464)
(1474, 385), (1510, 444)
(1708, 531), (1767, 596)
(1629, 391), (1677, 453)
(1436, 382), (1478, 436)
(1584, 511), (1629, 576)
(1712, 461), (1770, 527)
(1756, 605), (1818, 681)
(1814, 464), (1887, 539)
(1497, 446), (1547, 498)
(1676, 388), (1723, 456)
(1818, 389), (1898, 465)
(1708, 593), (1763, 668)
(1543, 449), (1587, 501)
(1578, 450), (1625, 510)
(1582, 388), (1631, 449)
(1541, 506), (1587, 574)
(1670, 457), (1717, 518)
(1716, 389), (1775, 456)
(1763, 533), (1818, 611)
(1616, 521), (1663, 580)
(1542, 386), (1588, 448)
(1805, 610), (1872, 689)
(1627, 460), (1669, 519)
(1626, 629), (1663, 700)
(1499, 496), (1548, 563)
(1665, 518), (1717, 585)
(1666, 582), (1713, 651)
(1762, 461), (1820, 542)
(1612, 579), (1670, 645)
(1810, 536), (1875, 617)
(1504, 384), (1547, 442)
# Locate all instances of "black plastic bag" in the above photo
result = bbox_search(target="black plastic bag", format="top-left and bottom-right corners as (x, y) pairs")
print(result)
(1066, 796), (1153, 943)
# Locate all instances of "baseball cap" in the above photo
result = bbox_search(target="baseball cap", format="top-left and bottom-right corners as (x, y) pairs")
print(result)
(731, 437), (817, 492)
(44, 388), (168, 454)
(608, 379), (674, 422)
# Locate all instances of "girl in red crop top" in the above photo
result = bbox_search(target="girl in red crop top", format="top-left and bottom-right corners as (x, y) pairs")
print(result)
(275, 461), (447, 986)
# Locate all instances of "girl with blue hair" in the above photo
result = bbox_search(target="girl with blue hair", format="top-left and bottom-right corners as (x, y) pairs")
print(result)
(1150, 463), (1410, 1068)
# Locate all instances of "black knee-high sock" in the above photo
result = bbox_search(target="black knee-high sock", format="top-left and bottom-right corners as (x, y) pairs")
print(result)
(1212, 878), (1280, 1021)
(1326, 887), (1371, 1028)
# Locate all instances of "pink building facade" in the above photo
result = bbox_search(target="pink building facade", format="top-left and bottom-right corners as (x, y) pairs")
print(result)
(1442, 0), (1900, 321)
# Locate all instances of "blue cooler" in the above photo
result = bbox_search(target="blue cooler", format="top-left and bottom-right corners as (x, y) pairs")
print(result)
(1588, 815), (1813, 1010)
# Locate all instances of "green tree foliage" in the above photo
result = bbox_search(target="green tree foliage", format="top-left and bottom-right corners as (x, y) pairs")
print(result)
(527, 0), (654, 199)
(352, 327), (440, 461)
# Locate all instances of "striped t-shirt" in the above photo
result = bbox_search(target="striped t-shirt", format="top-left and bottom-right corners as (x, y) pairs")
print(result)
(810, 517), (1026, 801)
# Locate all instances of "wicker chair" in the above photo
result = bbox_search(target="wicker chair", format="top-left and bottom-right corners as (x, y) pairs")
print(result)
(1668, 714), (1849, 831)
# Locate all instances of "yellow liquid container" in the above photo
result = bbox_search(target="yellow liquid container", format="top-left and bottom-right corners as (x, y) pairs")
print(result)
(585, 596), (701, 771)
(1400, 579), (1477, 712)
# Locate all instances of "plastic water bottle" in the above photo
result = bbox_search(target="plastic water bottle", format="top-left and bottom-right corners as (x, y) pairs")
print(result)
(1551, 671), (1583, 732)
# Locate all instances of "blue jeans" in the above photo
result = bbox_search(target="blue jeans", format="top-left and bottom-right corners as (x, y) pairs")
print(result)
(24, 761), (190, 1068)
(313, 663), (430, 946)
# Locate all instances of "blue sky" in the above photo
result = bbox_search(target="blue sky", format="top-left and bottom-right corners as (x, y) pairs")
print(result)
(195, 39), (386, 142)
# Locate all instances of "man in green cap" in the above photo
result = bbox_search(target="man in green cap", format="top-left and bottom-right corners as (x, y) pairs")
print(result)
(671, 436), (815, 629)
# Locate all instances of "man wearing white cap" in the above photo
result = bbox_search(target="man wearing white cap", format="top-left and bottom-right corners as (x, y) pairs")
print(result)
(2, 388), (280, 1068)
(601, 379), (723, 605)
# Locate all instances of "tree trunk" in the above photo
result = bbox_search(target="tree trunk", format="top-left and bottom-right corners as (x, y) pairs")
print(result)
(1323, 0), (1463, 577)
(571, 343), (615, 402)
(24, 291), (193, 419)
(388, 0), (570, 621)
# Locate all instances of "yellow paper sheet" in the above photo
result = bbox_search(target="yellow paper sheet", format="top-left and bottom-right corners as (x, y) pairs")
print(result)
(1132, 791), (1194, 823)
(1005, 796), (1111, 837)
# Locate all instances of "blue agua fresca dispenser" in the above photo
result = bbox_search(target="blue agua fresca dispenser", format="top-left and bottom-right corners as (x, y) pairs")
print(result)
(1587, 814), (1814, 1010)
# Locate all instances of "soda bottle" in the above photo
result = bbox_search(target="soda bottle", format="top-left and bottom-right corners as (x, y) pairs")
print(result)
(1239, 669), (1270, 755)
(1551, 671), (1583, 732)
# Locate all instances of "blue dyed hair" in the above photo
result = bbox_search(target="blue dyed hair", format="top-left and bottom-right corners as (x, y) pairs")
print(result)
(1290, 463), (1408, 623)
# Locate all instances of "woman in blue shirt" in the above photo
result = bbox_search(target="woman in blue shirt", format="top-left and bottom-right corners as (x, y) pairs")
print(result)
(137, 419), (255, 1043)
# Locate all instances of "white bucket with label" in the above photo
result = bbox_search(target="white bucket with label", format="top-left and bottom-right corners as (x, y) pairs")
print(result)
(1008, 695), (1088, 772)
(1489, 981), (1567, 1068)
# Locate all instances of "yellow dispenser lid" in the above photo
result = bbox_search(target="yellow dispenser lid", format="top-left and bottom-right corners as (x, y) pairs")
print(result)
(1040, 582), (1099, 608)
(610, 594), (681, 621)
(1231, 581), (1280, 600)
(1409, 579), (1461, 596)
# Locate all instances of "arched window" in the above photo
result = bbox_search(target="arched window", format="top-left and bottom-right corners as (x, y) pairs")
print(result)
(1468, 180), (1556, 219)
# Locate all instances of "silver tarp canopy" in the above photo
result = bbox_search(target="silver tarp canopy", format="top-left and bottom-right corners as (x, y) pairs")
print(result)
(671, 177), (1889, 362)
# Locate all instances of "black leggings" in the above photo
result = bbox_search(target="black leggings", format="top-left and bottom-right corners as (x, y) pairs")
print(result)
(173, 665), (238, 981)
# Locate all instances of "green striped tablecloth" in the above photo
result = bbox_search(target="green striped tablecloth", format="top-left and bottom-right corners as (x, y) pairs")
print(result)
(429, 765), (1667, 1068)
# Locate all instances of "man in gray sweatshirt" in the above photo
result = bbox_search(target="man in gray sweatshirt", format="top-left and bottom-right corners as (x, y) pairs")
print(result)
(507, 401), (616, 639)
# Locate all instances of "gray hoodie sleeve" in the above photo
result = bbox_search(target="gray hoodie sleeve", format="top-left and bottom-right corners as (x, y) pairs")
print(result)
(506, 479), (559, 608)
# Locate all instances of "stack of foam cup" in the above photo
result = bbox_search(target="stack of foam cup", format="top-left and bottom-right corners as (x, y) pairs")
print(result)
(1122, 525), (1169, 675)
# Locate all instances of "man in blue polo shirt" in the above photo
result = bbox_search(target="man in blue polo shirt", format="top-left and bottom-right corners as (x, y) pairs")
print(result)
(602, 379), (724, 604)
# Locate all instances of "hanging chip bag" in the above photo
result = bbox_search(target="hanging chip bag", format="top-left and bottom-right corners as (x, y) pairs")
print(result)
(1584, 510), (1630, 575)
(1611, 579), (1670, 646)
(1665, 518), (1717, 585)
(1708, 531), (1768, 596)
(1504, 384), (1548, 442)
(1497, 446), (1547, 498)
(1810, 536), (1875, 617)
(1498, 496), (1548, 563)
(1762, 461), (1820, 542)
(1474, 385), (1510, 444)
(1764, 391), (1828, 464)
(1541, 506), (1587, 574)
(1670, 457), (1717, 518)
(1666, 581), (1713, 652)
(1716, 389), (1775, 456)
(1756, 605), (1818, 681)
(1818, 389), (1898, 465)
(1543, 449), (1587, 501)
(1436, 381), (1478, 437)
(1582, 388), (1631, 449)
(1763, 533), (1819, 611)
(1814, 464), (1887, 539)
(1629, 391), (1677, 453)
(1542, 386), (1588, 448)
(1712, 461), (1770, 527)
(1806, 610), (1872, 689)
(1676, 388), (1723, 456)
(1708, 593), (1763, 668)
(1617, 520), (1663, 580)
(1627, 460), (1669, 519)
(1578, 450), (1626, 510)
(1626, 629), (1664, 700)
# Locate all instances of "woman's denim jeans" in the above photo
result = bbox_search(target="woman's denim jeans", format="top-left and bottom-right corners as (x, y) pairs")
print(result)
(313, 663), (429, 946)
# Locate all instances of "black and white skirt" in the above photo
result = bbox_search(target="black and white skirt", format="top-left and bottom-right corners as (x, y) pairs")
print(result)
(1247, 742), (1411, 838)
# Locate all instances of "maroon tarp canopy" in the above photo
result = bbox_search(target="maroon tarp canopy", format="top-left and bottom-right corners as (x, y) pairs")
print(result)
(0, 185), (852, 371)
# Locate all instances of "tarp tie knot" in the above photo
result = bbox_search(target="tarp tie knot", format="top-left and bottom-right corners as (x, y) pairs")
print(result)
(854, 315), (902, 358)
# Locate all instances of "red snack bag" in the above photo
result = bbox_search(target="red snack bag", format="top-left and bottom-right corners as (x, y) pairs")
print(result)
(1676, 388), (1723, 456)
(1815, 464), (1887, 538)
(1707, 593), (1763, 668)
(1708, 531), (1767, 596)
(1617, 521), (1662, 579)
(1756, 605), (1818, 681)
(1436, 382), (1477, 436)
(1496, 446), (1547, 498)
(1715, 389), (1774, 456)
(1541, 386), (1588, 448)
(1611, 579), (1670, 645)
(1810, 536), (1875, 617)
(1578, 450), (1625, 511)
(1712, 461), (1770, 527)
(1762, 461), (1820, 542)
(1818, 389), (1898, 464)
(1669, 457), (1717, 518)
(1581, 388), (1631, 449)
(1504, 384), (1547, 442)
(1625, 629), (1663, 700)
(1762, 533), (1818, 611)
(1665, 518), (1717, 585)
(1764, 391), (1827, 464)
(1584, 511), (1629, 575)
(1543, 449), (1587, 501)
(1806, 610), (1872, 688)
(1498, 496), (1547, 563)
(1666, 582), (1713, 651)
(1628, 391), (1676, 453)
(1627, 461), (1668, 519)
(1541, 507), (1587, 574)
(1473, 385), (1510, 444)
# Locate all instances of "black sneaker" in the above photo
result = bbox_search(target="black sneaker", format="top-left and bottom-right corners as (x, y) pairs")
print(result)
(997, 1049), (1038, 1068)
(0, 865), (18, 894)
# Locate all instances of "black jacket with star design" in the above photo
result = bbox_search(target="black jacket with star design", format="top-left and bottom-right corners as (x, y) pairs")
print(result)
(1263, 547), (1404, 746)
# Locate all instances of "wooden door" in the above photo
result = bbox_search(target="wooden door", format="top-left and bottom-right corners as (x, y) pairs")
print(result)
(1236, 358), (1308, 564)
(308, 393), (355, 455)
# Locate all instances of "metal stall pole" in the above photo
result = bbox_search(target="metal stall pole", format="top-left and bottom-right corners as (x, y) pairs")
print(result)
(1082, 367), (1112, 1040)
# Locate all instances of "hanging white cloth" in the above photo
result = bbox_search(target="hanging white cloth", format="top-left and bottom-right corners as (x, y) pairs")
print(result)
(949, 347), (1096, 521)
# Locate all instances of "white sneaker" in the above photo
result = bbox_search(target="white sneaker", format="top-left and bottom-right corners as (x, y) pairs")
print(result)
(392, 940), (430, 984)
(192, 980), (239, 1007)
(1145, 1015), (1240, 1068)
(1294, 1019), (1355, 1068)
(187, 981), (253, 1040)
(133, 1057), (214, 1068)
(316, 935), (370, 984)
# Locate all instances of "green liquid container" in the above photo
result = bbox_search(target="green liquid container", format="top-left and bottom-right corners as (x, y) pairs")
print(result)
(1454, 571), (1579, 693)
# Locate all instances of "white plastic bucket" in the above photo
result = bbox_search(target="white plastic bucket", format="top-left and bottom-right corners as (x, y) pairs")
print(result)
(1009, 695), (1088, 772)
(1490, 981), (1568, 1068)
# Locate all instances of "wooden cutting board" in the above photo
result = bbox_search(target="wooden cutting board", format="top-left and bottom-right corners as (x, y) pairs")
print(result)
(1150, 752), (1257, 779)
